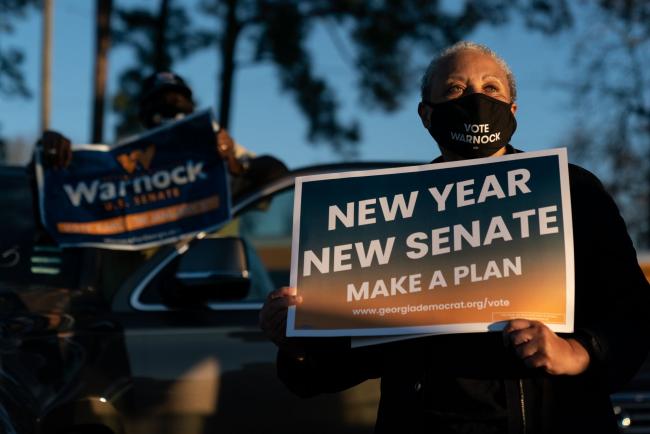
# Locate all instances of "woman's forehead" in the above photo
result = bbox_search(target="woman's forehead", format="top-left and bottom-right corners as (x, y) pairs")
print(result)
(438, 49), (508, 79)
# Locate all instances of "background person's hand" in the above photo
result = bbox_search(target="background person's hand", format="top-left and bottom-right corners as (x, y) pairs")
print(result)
(259, 286), (303, 351)
(38, 130), (72, 169)
(216, 128), (246, 175)
(503, 319), (590, 375)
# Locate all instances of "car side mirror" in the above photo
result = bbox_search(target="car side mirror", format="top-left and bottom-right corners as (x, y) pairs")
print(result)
(171, 236), (251, 303)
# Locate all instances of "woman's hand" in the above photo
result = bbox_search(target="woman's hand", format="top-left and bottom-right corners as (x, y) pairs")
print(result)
(259, 287), (303, 351)
(503, 319), (590, 375)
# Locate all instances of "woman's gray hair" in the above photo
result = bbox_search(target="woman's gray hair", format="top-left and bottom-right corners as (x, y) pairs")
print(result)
(420, 41), (517, 102)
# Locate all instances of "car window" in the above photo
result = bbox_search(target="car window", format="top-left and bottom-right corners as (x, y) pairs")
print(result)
(0, 166), (89, 290)
(125, 188), (295, 311)
(132, 236), (275, 309)
(238, 189), (294, 289)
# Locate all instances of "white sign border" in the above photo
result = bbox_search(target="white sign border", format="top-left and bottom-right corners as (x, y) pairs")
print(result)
(35, 109), (233, 251)
(287, 148), (574, 338)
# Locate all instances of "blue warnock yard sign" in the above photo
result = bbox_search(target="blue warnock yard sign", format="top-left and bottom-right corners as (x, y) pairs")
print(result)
(36, 110), (231, 250)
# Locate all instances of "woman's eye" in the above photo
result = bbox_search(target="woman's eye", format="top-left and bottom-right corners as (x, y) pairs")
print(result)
(484, 84), (499, 93)
(446, 85), (463, 95)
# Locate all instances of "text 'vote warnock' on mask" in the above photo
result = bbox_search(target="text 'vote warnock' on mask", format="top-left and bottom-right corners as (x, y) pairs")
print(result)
(424, 93), (517, 159)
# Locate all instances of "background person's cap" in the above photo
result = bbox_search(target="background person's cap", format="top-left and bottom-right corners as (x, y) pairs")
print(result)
(140, 71), (193, 102)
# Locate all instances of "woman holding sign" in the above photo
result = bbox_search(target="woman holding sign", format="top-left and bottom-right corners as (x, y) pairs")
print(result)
(259, 41), (650, 434)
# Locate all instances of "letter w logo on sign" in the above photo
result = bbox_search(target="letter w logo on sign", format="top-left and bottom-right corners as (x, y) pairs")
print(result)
(116, 145), (155, 173)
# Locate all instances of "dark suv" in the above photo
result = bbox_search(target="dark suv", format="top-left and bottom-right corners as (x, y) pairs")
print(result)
(2, 163), (649, 434)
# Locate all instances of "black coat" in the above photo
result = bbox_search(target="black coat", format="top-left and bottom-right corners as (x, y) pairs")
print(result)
(278, 152), (650, 434)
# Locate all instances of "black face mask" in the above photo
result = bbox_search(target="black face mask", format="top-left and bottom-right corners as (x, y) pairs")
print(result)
(424, 93), (517, 159)
(139, 90), (195, 129)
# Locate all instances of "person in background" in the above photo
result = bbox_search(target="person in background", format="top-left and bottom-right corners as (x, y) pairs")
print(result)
(38, 70), (287, 200)
(35, 70), (288, 297)
(259, 41), (650, 434)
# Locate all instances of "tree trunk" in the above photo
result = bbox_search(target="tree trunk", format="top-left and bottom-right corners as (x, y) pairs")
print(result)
(40, 0), (53, 133)
(217, 0), (239, 129)
(154, 0), (171, 71)
(91, 0), (112, 143)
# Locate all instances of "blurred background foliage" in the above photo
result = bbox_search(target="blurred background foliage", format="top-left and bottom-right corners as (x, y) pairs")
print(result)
(0, 0), (648, 246)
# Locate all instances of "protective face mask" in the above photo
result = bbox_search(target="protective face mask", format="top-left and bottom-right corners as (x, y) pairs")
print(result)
(424, 93), (517, 159)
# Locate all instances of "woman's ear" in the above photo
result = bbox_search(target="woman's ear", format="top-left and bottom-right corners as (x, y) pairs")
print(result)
(418, 102), (431, 129)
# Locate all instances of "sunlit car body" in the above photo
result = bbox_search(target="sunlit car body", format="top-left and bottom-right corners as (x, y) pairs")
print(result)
(0, 162), (417, 434)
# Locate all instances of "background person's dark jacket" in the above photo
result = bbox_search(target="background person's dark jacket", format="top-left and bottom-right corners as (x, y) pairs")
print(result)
(277, 149), (650, 434)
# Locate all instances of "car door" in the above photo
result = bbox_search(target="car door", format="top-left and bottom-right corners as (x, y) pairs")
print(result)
(109, 165), (391, 434)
